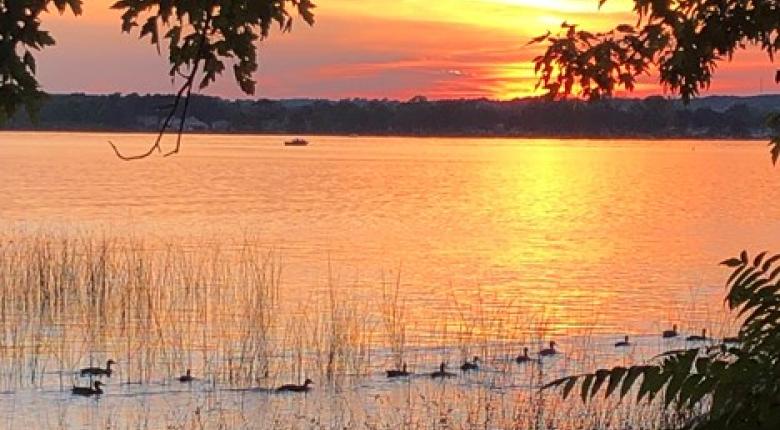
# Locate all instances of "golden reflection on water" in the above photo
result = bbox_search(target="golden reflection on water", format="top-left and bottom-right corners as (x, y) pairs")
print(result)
(1, 132), (779, 339)
(1, 132), (778, 428)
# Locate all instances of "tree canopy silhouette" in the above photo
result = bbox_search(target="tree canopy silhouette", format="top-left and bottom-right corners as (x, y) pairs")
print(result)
(0, 0), (315, 158)
(533, 0), (780, 162)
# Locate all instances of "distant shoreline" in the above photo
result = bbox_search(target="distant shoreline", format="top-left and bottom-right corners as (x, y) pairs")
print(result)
(0, 128), (767, 142)
(2, 92), (778, 140)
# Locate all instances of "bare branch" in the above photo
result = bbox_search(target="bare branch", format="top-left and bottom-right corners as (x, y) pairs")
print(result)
(108, 9), (212, 161)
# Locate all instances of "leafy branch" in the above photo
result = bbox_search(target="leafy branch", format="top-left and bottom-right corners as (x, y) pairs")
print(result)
(0, 0), (315, 159)
(533, 0), (780, 164)
(106, 0), (316, 160)
(543, 251), (780, 429)
(0, 1), (83, 123)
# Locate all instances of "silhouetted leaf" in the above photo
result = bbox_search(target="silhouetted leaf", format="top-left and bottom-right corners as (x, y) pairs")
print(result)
(605, 367), (627, 398)
(562, 377), (578, 399)
(580, 374), (594, 403)
(721, 258), (743, 268)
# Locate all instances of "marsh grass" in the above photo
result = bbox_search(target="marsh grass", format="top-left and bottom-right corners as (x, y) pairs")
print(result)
(0, 229), (730, 429)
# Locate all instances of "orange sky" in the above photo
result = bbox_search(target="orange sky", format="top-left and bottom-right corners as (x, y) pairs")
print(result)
(36, 0), (779, 100)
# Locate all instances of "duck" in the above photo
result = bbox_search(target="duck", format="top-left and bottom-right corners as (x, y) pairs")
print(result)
(662, 324), (679, 338)
(430, 362), (456, 379)
(386, 363), (411, 378)
(723, 336), (740, 344)
(277, 378), (313, 393)
(80, 359), (116, 378)
(614, 335), (631, 348)
(539, 341), (558, 357)
(178, 369), (194, 383)
(460, 356), (480, 372)
(72, 380), (103, 397)
(687, 329), (708, 342)
(515, 347), (531, 364)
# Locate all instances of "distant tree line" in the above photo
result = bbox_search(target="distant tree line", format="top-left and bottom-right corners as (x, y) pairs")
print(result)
(3, 93), (777, 138)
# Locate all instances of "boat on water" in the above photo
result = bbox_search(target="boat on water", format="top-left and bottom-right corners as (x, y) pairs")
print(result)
(284, 138), (309, 146)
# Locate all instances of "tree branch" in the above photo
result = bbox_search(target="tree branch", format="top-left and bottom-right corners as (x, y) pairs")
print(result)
(108, 9), (213, 161)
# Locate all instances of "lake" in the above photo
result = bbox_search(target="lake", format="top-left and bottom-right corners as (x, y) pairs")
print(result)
(0, 132), (778, 428)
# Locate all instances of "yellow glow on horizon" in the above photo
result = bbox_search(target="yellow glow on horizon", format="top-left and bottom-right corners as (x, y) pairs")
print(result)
(37, 0), (664, 100)
(486, 0), (634, 14)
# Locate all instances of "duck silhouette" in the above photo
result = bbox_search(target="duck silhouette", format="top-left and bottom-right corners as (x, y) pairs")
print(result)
(662, 324), (678, 338)
(539, 341), (558, 357)
(430, 362), (455, 379)
(687, 329), (708, 342)
(515, 347), (531, 364)
(460, 356), (479, 371)
(178, 369), (194, 383)
(277, 378), (313, 393)
(615, 335), (631, 347)
(386, 363), (411, 378)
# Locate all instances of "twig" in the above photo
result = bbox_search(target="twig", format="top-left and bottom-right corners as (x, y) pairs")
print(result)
(108, 10), (213, 161)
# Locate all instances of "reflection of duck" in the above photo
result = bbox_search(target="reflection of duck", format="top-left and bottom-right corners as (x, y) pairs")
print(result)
(515, 347), (531, 364)
(662, 325), (679, 338)
(178, 369), (194, 383)
(687, 329), (708, 342)
(72, 380), (103, 397)
(80, 360), (116, 377)
(386, 363), (411, 378)
(539, 341), (558, 357)
(277, 378), (313, 392)
(431, 362), (455, 379)
(460, 356), (480, 372)
(615, 335), (631, 348)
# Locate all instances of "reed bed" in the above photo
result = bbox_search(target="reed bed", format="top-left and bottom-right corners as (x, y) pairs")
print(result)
(0, 229), (726, 429)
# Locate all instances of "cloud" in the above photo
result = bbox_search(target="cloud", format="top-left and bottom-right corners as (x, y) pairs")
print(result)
(32, 0), (780, 100)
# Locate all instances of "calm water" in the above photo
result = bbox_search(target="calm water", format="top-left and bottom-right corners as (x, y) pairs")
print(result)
(0, 131), (778, 428)
(2, 132), (779, 334)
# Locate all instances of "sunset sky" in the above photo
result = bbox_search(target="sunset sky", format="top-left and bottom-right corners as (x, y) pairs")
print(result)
(38, 0), (777, 100)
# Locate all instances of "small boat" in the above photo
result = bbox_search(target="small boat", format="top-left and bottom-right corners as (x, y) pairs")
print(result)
(72, 380), (104, 397)
(539, 341), (558, 357)
(430, 362), (455, 379)
(284, 138), (309, 146)
(662, 324), (679, 338)
(386, 363), (411, 378)
(515, 347), (531, 364)
(277, 378), (313, 393)
(615, 335), (631, 348)
(80, 359), (116, 377)
(460, 356), (479, 372)
(178, 369), (194, 383)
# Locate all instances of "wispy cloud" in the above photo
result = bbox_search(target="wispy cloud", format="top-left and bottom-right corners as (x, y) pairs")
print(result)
(34, 0), (779, 99)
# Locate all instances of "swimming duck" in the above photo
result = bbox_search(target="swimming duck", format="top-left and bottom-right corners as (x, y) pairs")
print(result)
(515, 347), (531, 364)
(723, 336), (740, 344)
(178, 369), (194, 383)
(662, 325), (679, 338)
(687, 329), (708, 342)
(72, 380), (103, 397)
(460, 356), (480, 372)
(614, 335), (631, 347)
(277, 378), (313, 392)
(386, 363), (411, 378)
(430, 362), (456, 379)
(80, 359), (116, 378)
(539, 341), (558, 357)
